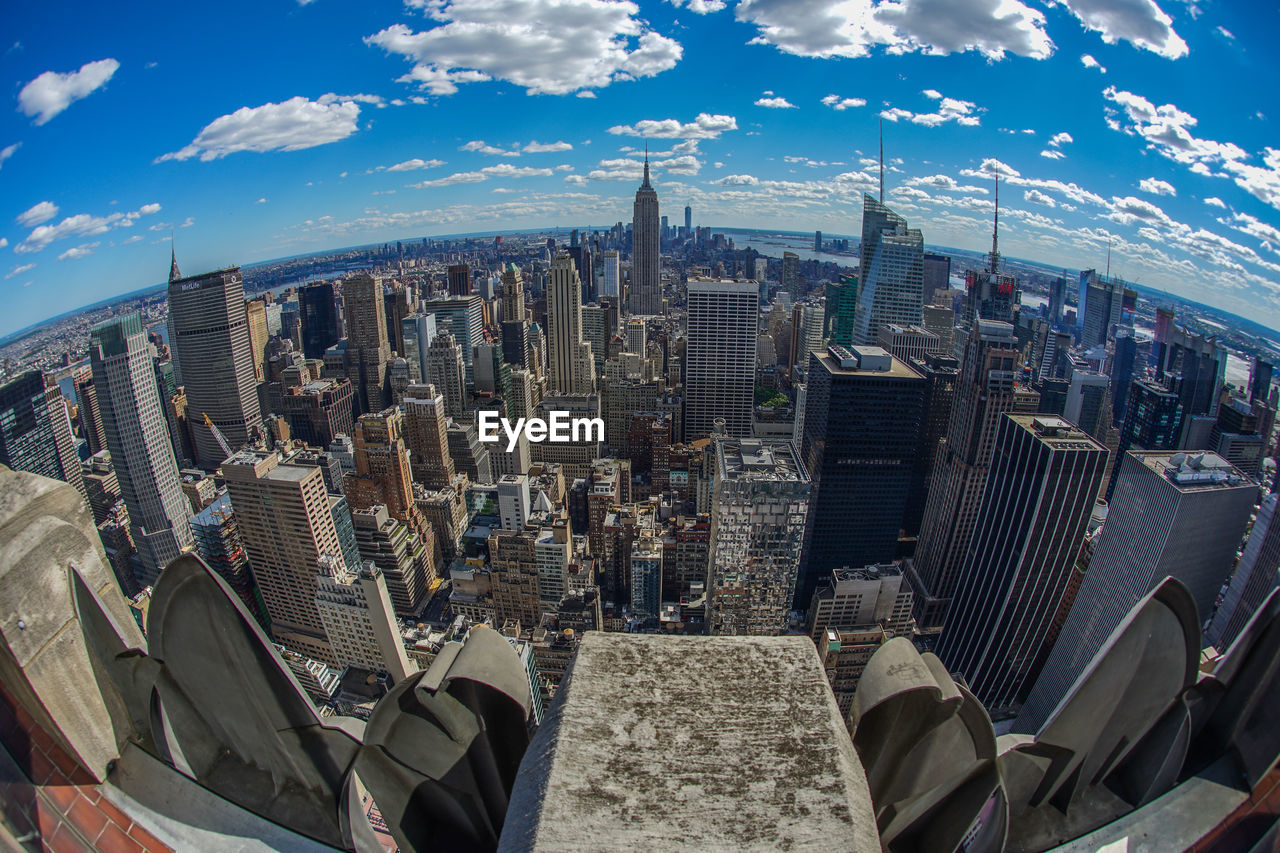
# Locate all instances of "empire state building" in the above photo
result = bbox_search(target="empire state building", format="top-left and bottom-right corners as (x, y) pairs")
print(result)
(631, 152), (661, 316)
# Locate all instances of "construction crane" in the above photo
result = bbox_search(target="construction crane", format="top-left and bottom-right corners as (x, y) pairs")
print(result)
(202, 413), (233, 459)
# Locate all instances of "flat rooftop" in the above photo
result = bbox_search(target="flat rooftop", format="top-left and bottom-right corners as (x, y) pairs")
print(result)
(500, 633), (878, 851)
(813, 348), (921, 380)
(1135, 450), (1251, 491)
(717, 437), (808, 483)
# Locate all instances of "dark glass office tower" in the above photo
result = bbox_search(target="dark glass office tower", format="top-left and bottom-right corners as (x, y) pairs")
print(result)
(300, 281), (341, 359)
(797, 344), (925, 609)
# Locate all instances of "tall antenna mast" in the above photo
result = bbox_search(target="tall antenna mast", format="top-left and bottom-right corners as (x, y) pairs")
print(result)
(990, 170), (1000, 273)
(878, 120), (885, 203)
(1106, 238), (1111, 278)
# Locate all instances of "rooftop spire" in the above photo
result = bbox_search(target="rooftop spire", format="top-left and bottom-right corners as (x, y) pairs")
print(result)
(641, 143), (652, 188)
(169, 240), (181, 283)
(878, 120), (884, 203)
(989, 170), (1000, 273)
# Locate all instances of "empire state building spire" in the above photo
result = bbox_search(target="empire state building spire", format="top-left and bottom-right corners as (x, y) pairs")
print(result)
(632, 144), (661, 315)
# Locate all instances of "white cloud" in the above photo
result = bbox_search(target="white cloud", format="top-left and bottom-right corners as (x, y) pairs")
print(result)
(1054, 0), (1187, 59)
(880, 91), (982, 127)
(1139, 176), (1177, 196)
(1048, 131), (1073, 147)
(462, 140), (519, 156)
(1105, 87), (1280, 212)
(14, 203), (161, 254)
(0, 143), (18, 170)
(821, 94), (865, 111)
(667, 0), (727, 12)
(904, 174), (989, 193)
(57, 242), (100, 262)
(524, 140), (573, 153)
(755, 95), (796, 108)
(1224, 212), (1280, 245)
(608, 113), (738, 139)
(735, 0), (1052, 61)
(5, 264), (35, 280)
(1040, 149), (1066, 159)
(1216, 25), (1234, 40)
(157, 94), (370, 162)
(16, 201), (59, 227)
(1204, 196), (1226, 208)
(0, 239), (5, 249)
(1080, 53), (1106, 72)
(381, 157), (447, 172)
(18, 58), (119, 125)
(960, 157), (1107, 206)
(1024, 189), (1058, 206)
(410, 163), (554, 188)
(584, 152), (703, 181)
(366, 1), (682, 96)
(257, 197), (268, 204)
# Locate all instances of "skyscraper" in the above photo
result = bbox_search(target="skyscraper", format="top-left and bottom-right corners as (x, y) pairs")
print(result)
(908, 320), (1038, 631)
(447, 263), (471, 297)
(1018, 450), (1254, 732)
(1108, 377), (1183, 497)
(1110, 328), (1138, 423)
(781, 252), (799, 295)
(631, 153), (661, 315)
(190, 492), (264, 624)
(0, 372), (86, 500)
(824, 274), (858, 347)
(922, 253), (950, 306)
(299, 282), (341, 360)
(74, 373), (105, 456)
(315, 556), (414, 682)
(934, 415), (1107, 715)
(222, 449), (345, 663)
(601, 250), (620, 299)
(1078, 269), (1127, 349)
(707, 438), (810, 636)
(797, 345), (925, 608)
(167, 264), (263, 469)
(1208, 491), (1280, 652)
(545, 252), (596, 394)
(343, 274), (392, 417)
(420, 295), (484, 388)
(903, 353), (959, 539)
(852, 194), (924, 345)
(89, 313), (194, 584)
(400, 383), (455, 489)
(684, 204), (692, 235)
(425, 330), (467, 418)
(245, 298), (269, 382)
(962, 190), (1018, 329)
(684, 278), (759, 439)
(400, 311), (438, 382)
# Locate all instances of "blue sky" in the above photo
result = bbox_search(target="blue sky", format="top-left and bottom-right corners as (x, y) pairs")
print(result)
(3, 0), (1279, 337)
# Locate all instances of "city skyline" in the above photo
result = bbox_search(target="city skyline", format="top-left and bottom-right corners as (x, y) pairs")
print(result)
(4, 1), (1280, 337)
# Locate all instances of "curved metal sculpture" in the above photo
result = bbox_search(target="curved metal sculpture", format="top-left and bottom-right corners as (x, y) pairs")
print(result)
(72, 552), (531, 852)
(850, 577), (1280, 853)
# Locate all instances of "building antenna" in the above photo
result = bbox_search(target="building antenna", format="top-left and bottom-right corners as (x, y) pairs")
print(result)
(168, 231), (181, 283)
(990, 169), (1000, 274)
(878, 120), (885, 203)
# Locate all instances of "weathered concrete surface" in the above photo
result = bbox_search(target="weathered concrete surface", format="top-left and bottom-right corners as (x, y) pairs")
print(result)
(500, 633), (880, 852)
(0, 464), (143, 781)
